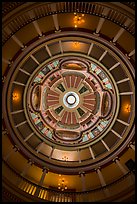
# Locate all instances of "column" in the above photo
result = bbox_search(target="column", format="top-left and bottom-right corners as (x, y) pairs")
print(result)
(109, 62), (120, 71)
(128, 142), (135, 151)
(119, 92), (133, 96)
(128, 49), (135, 57)
(112, 28), (125, 43)
(114, 157), (135, 186)
(101, 139), (110, 151)
(28, 10), (43, 37)
(89, 146), (95, 159)
(96, 168), (106, 187)
(113, 18), (131, 43)
(113, 157), (128, 175)
(80, 172), (86, 191)
(95, 7), (110, 34)
(34, 168), (48, 197)
(30, 55), (40, 65)
(79, 172), (87, 201)
(24, 132), (34, 142)
(99, 50), (107, 62)
(11, 35), (25, 48)
(33, 21), (43, 37)
(95, 18), (105, 34)
(45, 44), (52, 57)
(50, 1), (60, 32)
(87, 43), (94, 55)
(3, 145), (19, 161)
(96, 167), (110, 197)
(5, 26), (25, 49)
(52, 14), (59, 31)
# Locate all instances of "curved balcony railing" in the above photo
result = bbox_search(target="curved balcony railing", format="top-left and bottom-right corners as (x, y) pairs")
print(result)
(2, 159), (135, 202)
(2, 2), (135, 45)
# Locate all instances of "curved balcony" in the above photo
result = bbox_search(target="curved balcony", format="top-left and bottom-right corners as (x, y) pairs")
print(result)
(2, 160), (135, 202)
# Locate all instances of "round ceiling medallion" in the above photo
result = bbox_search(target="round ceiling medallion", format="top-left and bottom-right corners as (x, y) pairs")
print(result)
(26, 56), (117, 145)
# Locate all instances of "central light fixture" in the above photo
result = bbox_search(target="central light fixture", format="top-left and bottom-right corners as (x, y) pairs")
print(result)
(63, 91), (79, 108)
(73, 13), (85, 28)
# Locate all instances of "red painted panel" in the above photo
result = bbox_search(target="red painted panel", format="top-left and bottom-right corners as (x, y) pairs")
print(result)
(47, 100), (59, 106)
(47, 95), (59, 100)
(49, 90), (59, 97)
(71, 75), (76, 88)
(83, 99), (96, 105)
(61, 111), (68, 124)
(72, 112), (77, 124)
(65, 75), (70, 88)
(74, 76), (82, 88)
(67, 112), (71, 125)
(84, 94), (96, 100)
(83, 103), (95, 110)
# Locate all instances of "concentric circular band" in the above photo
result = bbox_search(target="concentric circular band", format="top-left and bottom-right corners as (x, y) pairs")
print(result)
(2, 31), (135, 173)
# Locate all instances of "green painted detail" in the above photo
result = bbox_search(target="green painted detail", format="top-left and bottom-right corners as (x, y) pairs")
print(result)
(79, 86), (88, 94)
(55, 106), (64, 114)
(77, 107), (85, 116)
(82, 134), (88, 142)
(89, 132), (94, 138)
(50, 75), (56, 81)
(47, 130), (52, 138)
(41, 127), (47, 133)
(57, 84), (65, 92)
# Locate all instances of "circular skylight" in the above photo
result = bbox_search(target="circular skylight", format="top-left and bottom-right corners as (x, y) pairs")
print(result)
(63, 92), (79, 108)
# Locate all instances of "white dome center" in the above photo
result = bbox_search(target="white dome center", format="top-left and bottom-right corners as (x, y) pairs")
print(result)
(63, 92), (79, 108)
(67, 95), (75, 104)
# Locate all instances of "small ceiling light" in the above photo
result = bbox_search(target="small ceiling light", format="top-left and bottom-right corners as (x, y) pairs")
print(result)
(124, 104), (131, 113)
(12, 92), (20, 101)
(73, 42), (80, 48)
(62, 155), (69, 161)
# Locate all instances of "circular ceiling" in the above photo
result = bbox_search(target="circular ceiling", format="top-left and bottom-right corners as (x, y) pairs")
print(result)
(3, 29), (135, 173)
(2, 2), (135, 202)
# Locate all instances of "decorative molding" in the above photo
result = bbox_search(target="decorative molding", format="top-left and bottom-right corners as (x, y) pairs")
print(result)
(2, 2), (135, 45)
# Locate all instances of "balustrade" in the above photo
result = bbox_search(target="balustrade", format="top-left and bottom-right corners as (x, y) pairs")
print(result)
(2, 160), (135, 202)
